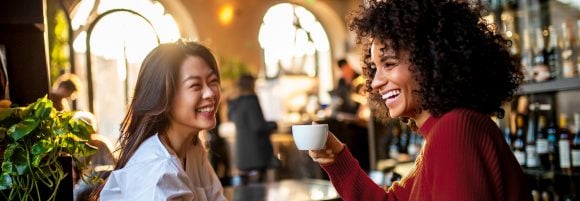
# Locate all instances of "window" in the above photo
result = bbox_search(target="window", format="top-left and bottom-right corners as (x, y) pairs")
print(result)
(71, 0), (182, 143)
(255, 3), (334, 123)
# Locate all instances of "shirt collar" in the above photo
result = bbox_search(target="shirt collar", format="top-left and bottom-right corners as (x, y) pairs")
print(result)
(418, 115), (439, 137)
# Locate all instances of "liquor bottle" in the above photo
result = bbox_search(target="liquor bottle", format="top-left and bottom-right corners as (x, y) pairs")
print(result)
(545, 26), (560, 79)
(571, 113), (580, 172)
(533, 28), (550, 82)
(514, 116), (526, 166)
(546, 120), (559, 170)
(541, 184), (558, 201)
(537, 115), (550, 170)
(560, 23), (575, 78)
(526, 111), (539, 168)
(521, 28), (534, 82)
(557, 114), (572, 174)
(501, 0), (519, 56)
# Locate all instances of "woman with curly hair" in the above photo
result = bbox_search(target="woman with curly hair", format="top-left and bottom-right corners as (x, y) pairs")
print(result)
(308, 0), (531, 200)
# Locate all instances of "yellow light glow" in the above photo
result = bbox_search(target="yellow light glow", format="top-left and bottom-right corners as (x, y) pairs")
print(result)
(218, 4), (234, 26)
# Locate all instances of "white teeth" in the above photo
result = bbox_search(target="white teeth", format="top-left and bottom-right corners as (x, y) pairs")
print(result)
(196, 107), (213, 112)
(382, 90), (401, 100)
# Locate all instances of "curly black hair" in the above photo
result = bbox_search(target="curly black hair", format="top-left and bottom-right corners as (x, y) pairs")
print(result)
(350, 0), (522, 119)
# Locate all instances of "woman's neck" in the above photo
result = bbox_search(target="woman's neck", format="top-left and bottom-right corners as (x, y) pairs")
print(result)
(412, 110), (431, 128)
(162, 126), (199, 159)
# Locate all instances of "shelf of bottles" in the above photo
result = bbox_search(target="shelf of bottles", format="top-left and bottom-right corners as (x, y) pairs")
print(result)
(482, 0), (579, 200)
(482, 0), (580, 85)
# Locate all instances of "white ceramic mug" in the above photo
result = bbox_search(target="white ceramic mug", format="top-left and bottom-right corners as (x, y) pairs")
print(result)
(291, 124), (328, 150)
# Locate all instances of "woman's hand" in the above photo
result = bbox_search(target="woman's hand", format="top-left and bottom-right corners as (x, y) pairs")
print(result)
(308, 124), (344, 165)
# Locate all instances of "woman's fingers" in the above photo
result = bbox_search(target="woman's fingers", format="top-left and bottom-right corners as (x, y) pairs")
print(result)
(308, 122), (344, 165)
(325, 131), (345, 154)
(309, 148), (336, 165)
(314, 158), (335, 164)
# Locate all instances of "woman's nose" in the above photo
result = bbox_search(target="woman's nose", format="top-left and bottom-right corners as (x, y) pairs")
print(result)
(202, 84), (216, 99)
(370, 70), (386, 90)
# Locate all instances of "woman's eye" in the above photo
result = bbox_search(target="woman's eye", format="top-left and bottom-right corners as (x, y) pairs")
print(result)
(382, 60), (399, 69)
(189, 84), (201, 89)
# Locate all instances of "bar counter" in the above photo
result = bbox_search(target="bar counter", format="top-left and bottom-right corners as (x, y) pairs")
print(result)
(224, 179), (340, 201)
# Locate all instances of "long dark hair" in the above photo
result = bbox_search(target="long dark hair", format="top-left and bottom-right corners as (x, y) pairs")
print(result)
(116, 40), (220, 169)
(90, 40), (219, 200)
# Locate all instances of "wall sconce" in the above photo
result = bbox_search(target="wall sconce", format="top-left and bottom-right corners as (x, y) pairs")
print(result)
(218, 3), (234, 26)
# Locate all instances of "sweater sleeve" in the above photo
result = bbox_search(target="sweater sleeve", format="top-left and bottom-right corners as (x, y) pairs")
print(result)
(321, 147), (389, 201)
(426, 111), (497, 201)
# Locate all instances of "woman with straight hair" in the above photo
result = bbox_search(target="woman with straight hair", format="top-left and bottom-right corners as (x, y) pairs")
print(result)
(99, 40), (227, 201)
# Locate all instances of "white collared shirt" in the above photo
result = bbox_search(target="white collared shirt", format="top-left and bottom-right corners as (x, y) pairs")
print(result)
(101, 134), (226, 201)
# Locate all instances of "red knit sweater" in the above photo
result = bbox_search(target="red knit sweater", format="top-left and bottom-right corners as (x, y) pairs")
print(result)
(322, 108), (532, 201)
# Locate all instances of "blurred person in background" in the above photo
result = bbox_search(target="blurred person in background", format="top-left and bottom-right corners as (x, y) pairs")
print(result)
(332, 58), (361, 117)
(308, 0), (531, 200)
(228, 74), (278, 184)
(49, 73), (81, 111)
(97, 40), (226, 200)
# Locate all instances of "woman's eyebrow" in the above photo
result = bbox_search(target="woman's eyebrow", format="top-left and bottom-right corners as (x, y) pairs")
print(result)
(182, 76), (201, 83)
(380, 55), (398, 62)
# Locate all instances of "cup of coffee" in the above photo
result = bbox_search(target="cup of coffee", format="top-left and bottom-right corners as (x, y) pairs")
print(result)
(292, 124), (328, 150)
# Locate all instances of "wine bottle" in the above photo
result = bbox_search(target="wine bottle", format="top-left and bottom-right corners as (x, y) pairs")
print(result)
(514, 116), (526, 166)
(545, 26), (560, 79)
(537, 115), (550, 170)
(557, 114), (572, 174)
(560, 23), (575, 78)
(526, 111), (539, 168)
(546, 120), (559, 170)
(533, 28), (550, 82)
(571, 113), (580, 172)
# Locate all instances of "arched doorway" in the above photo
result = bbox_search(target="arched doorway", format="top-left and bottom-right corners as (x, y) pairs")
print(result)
(257, 3), (333, 123)
(70, 0), (186, 143)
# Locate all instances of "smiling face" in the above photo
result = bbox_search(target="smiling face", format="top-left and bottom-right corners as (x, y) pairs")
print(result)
(169, 56), (221, 132)
(370, 40), (421, 119)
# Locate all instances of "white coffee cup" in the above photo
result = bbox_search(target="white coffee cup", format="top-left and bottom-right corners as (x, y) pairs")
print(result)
(292, 124), (328, 150)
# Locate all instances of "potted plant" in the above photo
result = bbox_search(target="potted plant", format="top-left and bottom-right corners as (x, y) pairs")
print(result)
(0, 96), (95, 201)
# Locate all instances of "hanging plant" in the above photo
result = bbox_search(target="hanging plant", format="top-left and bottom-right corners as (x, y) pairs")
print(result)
(0, 96), (95, 201)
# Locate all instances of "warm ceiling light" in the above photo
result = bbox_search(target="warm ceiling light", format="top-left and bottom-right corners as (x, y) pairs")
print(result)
(218, 3), (234, 26)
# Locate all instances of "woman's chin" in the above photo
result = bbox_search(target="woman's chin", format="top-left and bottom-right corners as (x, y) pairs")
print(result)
(387, 109), (400, 118)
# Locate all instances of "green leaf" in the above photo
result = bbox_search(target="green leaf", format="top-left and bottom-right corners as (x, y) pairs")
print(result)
(11, 148), (29, 175)
(15, 163), (28, 175)
(38, 104), (53, 120)
(1, 161), (14, 175)
(7, 118), (40, 141)
(3, 143), (18, 160)
(52, 127), (67, 136)
(32, 139), (53, 155)
(33, 101), (46, 118)
(0, 174), (13, 190)
(82, 145), (98, 157)
(74, 120), (92, 140)
(32, 154), (45, 167)
(0, 108), (15, 121)
(59, 134), (78, 149)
